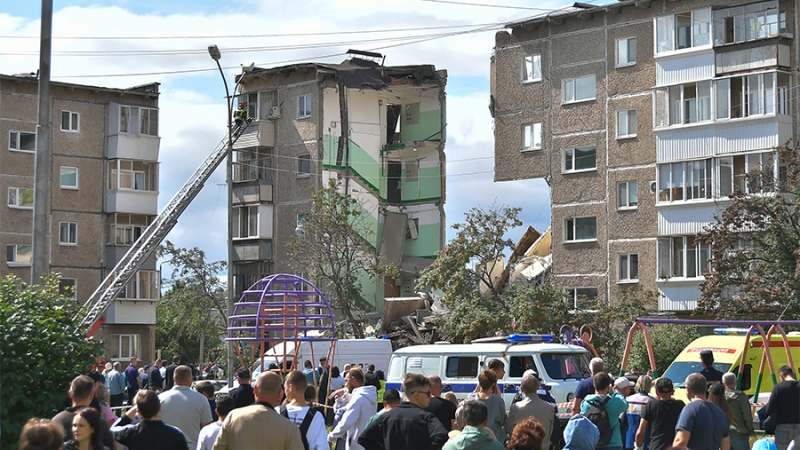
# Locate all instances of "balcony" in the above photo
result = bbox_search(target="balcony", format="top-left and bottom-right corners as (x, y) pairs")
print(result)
(715, 39), (791, 75)
(232, 184), (272, 205)
(108, 134), (160, 162)
(233, 241), (272, 262)
(105, 301), (156, 324)
(106, 189), (158, 214)
(233, 120), (275, 150)
(658, 284), (701, 312)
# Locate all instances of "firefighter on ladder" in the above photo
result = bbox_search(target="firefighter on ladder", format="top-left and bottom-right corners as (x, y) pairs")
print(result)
(234, 103), (247, 131)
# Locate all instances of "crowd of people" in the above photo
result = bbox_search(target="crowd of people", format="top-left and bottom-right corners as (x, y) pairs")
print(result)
(16, 352), (800, 450)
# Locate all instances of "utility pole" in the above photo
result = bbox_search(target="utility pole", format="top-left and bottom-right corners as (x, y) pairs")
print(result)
(32, 0), (53, 284)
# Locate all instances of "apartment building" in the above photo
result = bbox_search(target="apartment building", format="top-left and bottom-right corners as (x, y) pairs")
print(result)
(1, 73), (161, 363)
(492, 0), (796, 312)
(231, 52), (447, 311)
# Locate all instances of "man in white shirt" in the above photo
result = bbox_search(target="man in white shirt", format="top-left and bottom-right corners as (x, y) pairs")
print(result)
(196, 394), (234, 450)
(278, 370), (328, 450)
(158, 365), (213, 449)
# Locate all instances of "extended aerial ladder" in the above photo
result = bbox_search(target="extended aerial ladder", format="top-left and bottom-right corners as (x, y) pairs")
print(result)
(75, 129), (244, 336)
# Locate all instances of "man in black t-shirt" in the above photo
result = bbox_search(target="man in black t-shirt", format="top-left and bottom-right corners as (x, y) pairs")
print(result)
(635, 378), (685, 450)
(425, 375), (457, 431)
(698, 350), (724, 384)
(148, 359), (164, 391)
(165, 355), (181, 390)
(764, 365), (800, 450)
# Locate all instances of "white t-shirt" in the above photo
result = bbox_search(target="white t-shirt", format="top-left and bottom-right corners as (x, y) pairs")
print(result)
(158, 386), (213, 449)
(276, 404), (328, 450)
(196, 421), (222, 450)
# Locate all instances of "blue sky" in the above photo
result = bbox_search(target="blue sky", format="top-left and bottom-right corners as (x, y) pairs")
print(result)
(0, 0), (574, 271)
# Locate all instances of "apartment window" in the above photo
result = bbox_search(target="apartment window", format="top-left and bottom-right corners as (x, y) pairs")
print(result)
(298, 94), (312, 118)
(297, 154), (311, 177)
(658, 236), (711, 279)
(110, 334), (141, 360)
(522, 54), (542, 82)
(617, 110), (637, 138)
(120, 106), (158, 136)
(9, 131), (36, 152)
(654, 81), (711, 127)
(6, 244), (32, 266)
(655, 8), (711, 54)
(563, 146), (596, 173)
(618, 181), (638, 208)
(714, 73), (788, 120)
(563, 75), (596, 103)
(233, 205), (259, 239)
(58, 278), (77, 300)
(8, 187), (34, 209)
(522, 123), (542, 151)
(564, 217), (597, 242)
(60, 166), (79, 189)
(59, 222), (78, 245)
(713, 1), (787, 46)
(719, 152), (776, 196)
(113, 224), (144, 245)
(619, 254), (639, 282)
(616, 38), (637, 67)
(406, 218), (420, 240)
(61, 111), (79, 132)
(658, 159), (712, 202)
(120, 271), (158, 300)
(567, 288), (599, 310)
(108, 160), (158, 191)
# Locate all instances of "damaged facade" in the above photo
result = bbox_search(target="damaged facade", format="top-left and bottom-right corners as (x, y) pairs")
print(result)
(231, 52), (447, 312)
(492, 0), (798, 311)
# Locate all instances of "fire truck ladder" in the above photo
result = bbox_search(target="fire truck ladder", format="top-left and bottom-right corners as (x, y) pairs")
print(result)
(76, 130), (241, 336)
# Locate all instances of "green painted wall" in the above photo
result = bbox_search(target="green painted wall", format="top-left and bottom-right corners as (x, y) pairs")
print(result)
(404, 223), (441, 259)
(401, 109), (442, 143)
(402, 166), (441, 203)
(323, 135), (381, 195)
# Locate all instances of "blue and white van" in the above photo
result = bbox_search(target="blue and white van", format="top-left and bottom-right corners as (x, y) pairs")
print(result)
(385, 334), (591, 414)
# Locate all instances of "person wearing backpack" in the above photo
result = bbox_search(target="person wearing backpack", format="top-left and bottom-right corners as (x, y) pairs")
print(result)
(580, 372), (628, 450)
(279, 370), (328, 450)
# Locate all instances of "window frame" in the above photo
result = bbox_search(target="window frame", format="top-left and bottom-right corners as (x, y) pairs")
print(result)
(616, 37), (637, 67)
(111, 334), (141, 360)
(6, 244), (32, 266)
(562, 75), (597, 104)
(521, 123), (542, 152)
(297, 154), (311, 178)
(9, 130), (36, 153)
(616, 109), (637, 139)
(618, 253), (640, 283)
(564, 217), (597, 243)
(657, 236), (712, 280)
(618, 181), (638, 209)
(8, 187), (34, 209)
(654, 8), (713, 56)
(60, 166), (79, 190)
(566, 287), (600, 311)
(60, 110), (80, 132)
(58, 221), (78, 246)
(233, 205), (260, 240)
(521, 54), (542, 83)
(118, 271), (159, 300)
(563, 146), (597, 173)
(297, 94), (312, 119)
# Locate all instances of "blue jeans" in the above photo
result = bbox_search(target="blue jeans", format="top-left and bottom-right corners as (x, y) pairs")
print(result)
(775, 423), (800, 450)
(730, 434), (750, 450)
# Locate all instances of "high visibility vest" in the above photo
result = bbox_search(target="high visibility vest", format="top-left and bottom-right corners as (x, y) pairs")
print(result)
(234, 108), (247, 121)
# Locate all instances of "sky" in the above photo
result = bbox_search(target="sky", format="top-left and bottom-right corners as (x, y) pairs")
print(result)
(0, 0), (580, 273)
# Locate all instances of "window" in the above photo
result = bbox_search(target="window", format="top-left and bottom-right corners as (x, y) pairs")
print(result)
(445, 356), (479, 378)
(61, 111), (79, 132)
(617, 110), (637, 138)
(110, 334), (141, 359)
(120, 106), (158, 136)
(654, 81), (711, 127)
(112, 224), (144, 245)
(297, 154), (311, 177)
(566, 288), (599, 310)
(563, 146), (596, 172)
(58, 278), (77, 299)
(298, 94), (312, 118)
(59, 222), (78, 245)
(233, 206), (259, 239)
(563, 75), (596, 103)
(616, 38), (637, 67)
(618, 181), (638, 208)
(108, 160), (158, 191)
(655, 8), (711, 54)
(718, 152), (776, 196)
(522, 54), (542, 82)
(6, 244), (32, 266)
(522, 123), (542, 151)
(713, 2), (787, 46)
(406, 218), (419, 240)
(540, 353), (589, 379)
(509, 356), (539, 378)
(564, 217), (597, 242)
(619, 254), (639, 282)
(9, 131), (36, 152)
(658, 236), (711, 279)
(8, 187), (34, 209)
(60, 166), (78, 189)
(119, 271), (158, 300)
(658, 160), (712, 202)
(714, 73), (788, 120)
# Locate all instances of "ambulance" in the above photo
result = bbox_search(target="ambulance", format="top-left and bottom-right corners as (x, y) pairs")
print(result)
(659, 328), (800, 402)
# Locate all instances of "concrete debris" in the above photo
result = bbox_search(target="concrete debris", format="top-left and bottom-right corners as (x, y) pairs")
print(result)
(380, 293), (445, 348)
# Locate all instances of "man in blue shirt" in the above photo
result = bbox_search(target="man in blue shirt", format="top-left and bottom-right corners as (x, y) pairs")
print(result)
(673, 373), (730, 450)
(581, 372), (628, 450)
(572, 357), (605, 415)
(125, 357), (140, 406)
(107, 362), (127, 407)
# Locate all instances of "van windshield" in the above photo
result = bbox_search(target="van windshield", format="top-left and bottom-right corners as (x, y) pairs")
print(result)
(540, 353), (591, 380)
(661, 362), (732, 387)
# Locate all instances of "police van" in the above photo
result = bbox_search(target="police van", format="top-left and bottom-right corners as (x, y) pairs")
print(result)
(385, 334), (591, 413)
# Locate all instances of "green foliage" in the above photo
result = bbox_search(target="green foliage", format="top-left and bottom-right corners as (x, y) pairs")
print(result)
(288, 179), (397, 339)
(628, 324), (700, 376)
(155, 242), (227, 364)
(697, 145), (800, 319)
(0, 274), (104, 448)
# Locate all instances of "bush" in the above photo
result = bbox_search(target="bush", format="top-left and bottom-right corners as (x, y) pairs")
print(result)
(0, 275), (104, 449)
(627, 324), (700, 377)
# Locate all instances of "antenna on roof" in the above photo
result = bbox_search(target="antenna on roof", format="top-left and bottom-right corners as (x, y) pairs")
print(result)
(346, 49), (384, 65)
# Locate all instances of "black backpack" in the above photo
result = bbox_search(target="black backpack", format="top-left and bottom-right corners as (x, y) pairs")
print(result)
(278, 405), (316, 450)
(585, 396), (613, 447)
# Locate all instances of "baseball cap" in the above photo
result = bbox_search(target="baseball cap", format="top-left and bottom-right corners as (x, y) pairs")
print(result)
(614, 377), (632, 389)
(144, 365), (150, 370)
(655, 378), (674, 394)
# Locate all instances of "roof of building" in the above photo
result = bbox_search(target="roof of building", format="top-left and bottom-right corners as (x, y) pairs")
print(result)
(505, 0), (640, 29)
(240, 57), (446, 90)
(0, 72), (160, 97)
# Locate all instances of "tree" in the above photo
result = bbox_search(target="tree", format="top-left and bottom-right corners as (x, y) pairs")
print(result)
(628, 324), (700, 376)
(697, 145), (800, 319)
(287, 179), (396, 339)
(155, 242), (227, 364)
(0, 274), (104, 449)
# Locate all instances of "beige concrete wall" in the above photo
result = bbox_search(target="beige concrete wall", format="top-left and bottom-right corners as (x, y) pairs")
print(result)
(607, 167), (658, 239)
(551, 202), (607, 274)
(607, 94), (655, 169)
(551, 132), (606, 204)
(494, 109), (550, 181)
(608, 239), (658, 302)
